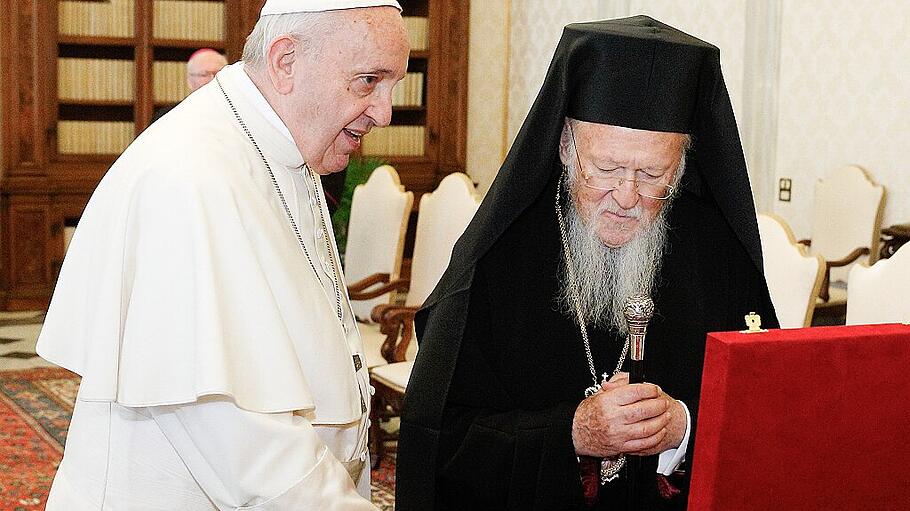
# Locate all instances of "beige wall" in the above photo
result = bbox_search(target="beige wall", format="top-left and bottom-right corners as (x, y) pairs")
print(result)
(773, 0), (910, 237)
(465, 0), (511, 194)
(506, 1), (599, 143)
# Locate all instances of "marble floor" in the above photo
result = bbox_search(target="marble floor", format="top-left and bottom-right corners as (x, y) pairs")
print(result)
(0, 311), (55, 371)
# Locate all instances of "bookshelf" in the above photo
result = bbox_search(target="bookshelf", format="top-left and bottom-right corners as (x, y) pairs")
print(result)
(0, 0), (249, 310)
(0, 0), (467, 310)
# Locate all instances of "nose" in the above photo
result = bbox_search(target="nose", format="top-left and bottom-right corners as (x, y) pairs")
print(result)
(611, 178), (641, 210)
(368, 90), (394, 128)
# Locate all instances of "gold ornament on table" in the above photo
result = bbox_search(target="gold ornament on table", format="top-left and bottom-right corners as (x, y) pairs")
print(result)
(741, 312), (767, 333)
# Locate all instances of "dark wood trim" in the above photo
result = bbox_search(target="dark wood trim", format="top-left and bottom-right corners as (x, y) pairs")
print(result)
(135, 0), (153, 130)
(58, 35), (138, 47)
(0, 0), (12, 173)
(152, 38), (228, 50)
(0, 0), (468, 309)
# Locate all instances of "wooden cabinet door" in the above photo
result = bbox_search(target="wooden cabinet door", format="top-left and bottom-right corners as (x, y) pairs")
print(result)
(1, 195), (62, 310)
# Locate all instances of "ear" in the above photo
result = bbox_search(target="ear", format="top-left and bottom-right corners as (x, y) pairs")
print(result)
(558, 119), (572, 165)
(266, 35), (299, 95)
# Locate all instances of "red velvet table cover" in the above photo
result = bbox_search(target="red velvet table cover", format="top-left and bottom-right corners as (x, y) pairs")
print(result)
(688, 323), (910, 511)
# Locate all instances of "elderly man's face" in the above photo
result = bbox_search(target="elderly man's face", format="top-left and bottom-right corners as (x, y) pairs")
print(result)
(288, 8), (409, 174)
(563, 121), (687, 248)
(187, 51), (227, 92)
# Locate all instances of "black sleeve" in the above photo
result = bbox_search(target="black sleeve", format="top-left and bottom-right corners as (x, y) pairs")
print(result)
(434, 275), (587, 511)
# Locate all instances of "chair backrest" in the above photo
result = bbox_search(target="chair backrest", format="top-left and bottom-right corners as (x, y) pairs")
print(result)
(406, 173), (480, 308)
(344, 165), (413, 320)
(809, 165), (885, 282)
(757, 213), (825, 328)
(846, 243), (910, 325)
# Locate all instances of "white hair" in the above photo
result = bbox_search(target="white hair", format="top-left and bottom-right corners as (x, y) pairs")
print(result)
(242, 12), (341, 70)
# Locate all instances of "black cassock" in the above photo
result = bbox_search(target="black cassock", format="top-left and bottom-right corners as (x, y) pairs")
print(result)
(396, 16), (778, 511)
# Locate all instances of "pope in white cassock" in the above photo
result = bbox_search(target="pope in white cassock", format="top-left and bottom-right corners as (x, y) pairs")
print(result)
(36, 1), (409, 509)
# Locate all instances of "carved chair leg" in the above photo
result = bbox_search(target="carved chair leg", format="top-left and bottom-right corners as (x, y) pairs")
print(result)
(369, 391), (383, 469)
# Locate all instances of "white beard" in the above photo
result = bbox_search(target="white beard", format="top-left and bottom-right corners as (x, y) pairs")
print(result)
(558, 184), (671, 334)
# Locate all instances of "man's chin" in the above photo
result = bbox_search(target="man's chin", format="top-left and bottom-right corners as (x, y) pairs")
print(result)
(311, 155), (351, 175)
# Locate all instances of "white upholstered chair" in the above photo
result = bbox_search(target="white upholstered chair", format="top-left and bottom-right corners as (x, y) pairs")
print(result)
(757, 213), (825, 328)
(368, 173), (480, 461)
(845, 243), (910, 325)
(344, 165), (413, 321)
(800, 165), (885, 306)
(342, 166), (414, 370)
(369, 172), (480, 368)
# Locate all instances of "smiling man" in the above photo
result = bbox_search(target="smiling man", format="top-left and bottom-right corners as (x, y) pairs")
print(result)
(37, 1), (408, 509)
(396, 17), (778, 510)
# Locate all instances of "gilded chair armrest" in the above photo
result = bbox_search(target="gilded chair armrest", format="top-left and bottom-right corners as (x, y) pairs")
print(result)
(825, 247), (870, 268)
(348, 273), (410, 301)
(818, 247), (870, 302)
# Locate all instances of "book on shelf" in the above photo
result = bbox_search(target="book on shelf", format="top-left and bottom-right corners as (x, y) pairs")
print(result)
(58, 121), (135, 155)
(58, 0), (135, 38)
(392, 72), (424, 107)
(153, 1), (226, 41)
(58, 58), (135, 102)
(153, 61), (191, 103)
(403, 17), (428, 51)
(361, 125), (425, 157)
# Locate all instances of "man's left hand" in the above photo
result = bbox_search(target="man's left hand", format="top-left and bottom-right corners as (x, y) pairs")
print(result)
(606, 372), (687, 456)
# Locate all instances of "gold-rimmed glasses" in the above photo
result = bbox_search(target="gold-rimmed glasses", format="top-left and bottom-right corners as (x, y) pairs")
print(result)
(569, 124), (675, 200)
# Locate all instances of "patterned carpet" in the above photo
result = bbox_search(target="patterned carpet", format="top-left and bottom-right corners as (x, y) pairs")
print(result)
(0, 367), (396, 510)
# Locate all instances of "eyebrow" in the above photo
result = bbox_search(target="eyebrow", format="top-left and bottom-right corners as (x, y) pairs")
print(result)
(595, 159), (667, 173)
(355, 67), (398, 77)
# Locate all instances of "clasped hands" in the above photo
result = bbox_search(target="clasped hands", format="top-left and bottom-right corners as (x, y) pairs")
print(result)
(572, 372), (686, 458)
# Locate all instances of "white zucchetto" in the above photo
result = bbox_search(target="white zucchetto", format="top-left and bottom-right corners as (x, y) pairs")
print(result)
(261, 0), (402, 16)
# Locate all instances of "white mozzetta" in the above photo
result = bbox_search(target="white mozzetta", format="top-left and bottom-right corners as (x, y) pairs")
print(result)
(38, 63), (369, 421)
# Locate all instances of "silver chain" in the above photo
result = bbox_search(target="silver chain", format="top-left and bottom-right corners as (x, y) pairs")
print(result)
(555, 170), (629, 395)
(215, 77), (344, 322)
(556, 170), (628, 484)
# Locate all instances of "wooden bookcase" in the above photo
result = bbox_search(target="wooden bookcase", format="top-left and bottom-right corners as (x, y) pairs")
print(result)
(0, 0), (468, 310)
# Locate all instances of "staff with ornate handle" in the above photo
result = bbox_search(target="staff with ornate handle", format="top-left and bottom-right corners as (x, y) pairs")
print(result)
(624, 294), (654, 509)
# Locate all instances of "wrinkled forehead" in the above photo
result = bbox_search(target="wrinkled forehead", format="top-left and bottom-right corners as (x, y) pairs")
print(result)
(338, 8), (409, 71)
(570, 120), (688, 151)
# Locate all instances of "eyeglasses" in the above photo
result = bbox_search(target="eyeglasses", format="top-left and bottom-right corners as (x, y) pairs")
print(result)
(569, 125), (675, 201)
(189, 71), (219, 78)
(580, 170), (675, 200)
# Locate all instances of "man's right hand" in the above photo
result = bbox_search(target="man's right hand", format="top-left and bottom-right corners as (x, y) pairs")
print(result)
(571, 373), (671, 458)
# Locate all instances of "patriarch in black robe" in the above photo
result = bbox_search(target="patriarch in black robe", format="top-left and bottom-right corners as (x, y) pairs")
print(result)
(396, 16), (778, 510)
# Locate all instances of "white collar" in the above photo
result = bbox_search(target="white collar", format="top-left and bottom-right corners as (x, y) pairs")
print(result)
(215, 62), (306, 169)
(222, 62), (296, 145)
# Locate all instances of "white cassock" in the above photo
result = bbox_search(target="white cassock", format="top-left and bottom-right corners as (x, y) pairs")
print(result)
(37, 62), (377, 510)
